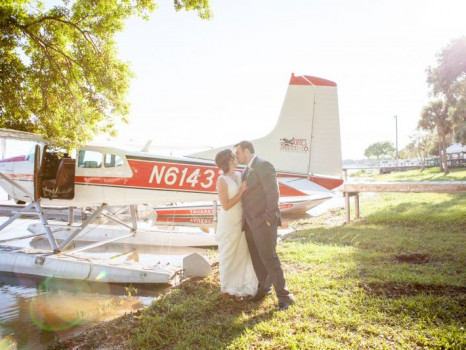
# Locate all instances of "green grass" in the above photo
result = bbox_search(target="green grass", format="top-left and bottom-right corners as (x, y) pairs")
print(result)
(49, 169), (466, 349)
(121, 191), (465, 349)
(351, 167), (466, 182)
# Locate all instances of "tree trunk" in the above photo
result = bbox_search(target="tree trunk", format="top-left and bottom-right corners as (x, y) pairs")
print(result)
(440, 132), (449, 175)
(417, 149), (425, 172)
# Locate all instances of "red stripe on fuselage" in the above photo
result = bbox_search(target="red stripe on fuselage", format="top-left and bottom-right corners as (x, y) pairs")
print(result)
(156, 208), (215, 216)
(0, 173), (34, 181)
(0, 155), (27, 163)
(75, 159), (221, 193)
(73, 159), (342, 194)
(155, 216), (215, 225)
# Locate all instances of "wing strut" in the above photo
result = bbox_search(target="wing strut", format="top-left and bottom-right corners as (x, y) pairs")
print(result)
(0, 173), (59, 251)
(0, 170), (139, 254)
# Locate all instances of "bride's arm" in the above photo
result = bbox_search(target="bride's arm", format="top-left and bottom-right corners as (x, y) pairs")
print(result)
(217, 177), (246, 211)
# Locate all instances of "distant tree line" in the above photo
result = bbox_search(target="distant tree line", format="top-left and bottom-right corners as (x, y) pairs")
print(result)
(364, 141), (395, 167)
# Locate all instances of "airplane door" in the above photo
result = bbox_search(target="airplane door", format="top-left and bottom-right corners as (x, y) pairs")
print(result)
(38, 147), (76, 201)
(75, 149), (104, 203)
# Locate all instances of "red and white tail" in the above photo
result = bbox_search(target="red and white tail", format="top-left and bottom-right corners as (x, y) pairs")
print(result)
(189, 73), (342, 178)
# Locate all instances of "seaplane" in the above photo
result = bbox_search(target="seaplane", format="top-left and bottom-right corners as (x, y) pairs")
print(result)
(0, 73), (343, 284)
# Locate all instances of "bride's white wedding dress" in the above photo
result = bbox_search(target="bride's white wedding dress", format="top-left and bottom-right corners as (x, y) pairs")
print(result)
(216, 172), (258, 297)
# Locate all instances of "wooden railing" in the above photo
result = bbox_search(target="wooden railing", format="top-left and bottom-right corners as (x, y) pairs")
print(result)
(340, 181), (466, 223)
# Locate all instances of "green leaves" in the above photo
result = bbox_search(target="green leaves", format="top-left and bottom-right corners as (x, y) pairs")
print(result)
(425, 36), (466, 145)
(364, 141), (395, 163)
(0, 0), (211, 149)
(427, 36), (466, 100)
(174, 0), (213, 19)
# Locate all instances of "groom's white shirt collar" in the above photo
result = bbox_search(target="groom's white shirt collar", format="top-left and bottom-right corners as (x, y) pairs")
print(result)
(247, 155), (256, 168)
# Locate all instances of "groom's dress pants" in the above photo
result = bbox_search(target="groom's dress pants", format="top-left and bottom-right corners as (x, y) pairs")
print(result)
(244, 220), (293, 303)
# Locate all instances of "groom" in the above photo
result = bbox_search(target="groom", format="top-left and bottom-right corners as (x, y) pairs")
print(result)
(235, 140), (295, 311)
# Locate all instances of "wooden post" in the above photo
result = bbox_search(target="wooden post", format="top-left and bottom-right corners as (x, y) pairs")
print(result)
(354, 193), (360, 220)
(340, 181), (466, 225)
(345, 192), (350, 224)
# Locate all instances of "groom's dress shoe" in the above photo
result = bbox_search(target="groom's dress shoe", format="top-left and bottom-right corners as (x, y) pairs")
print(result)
(249, 290), (271, 302)
(276, 294), (295, 311)
(276, 299), (295, 311)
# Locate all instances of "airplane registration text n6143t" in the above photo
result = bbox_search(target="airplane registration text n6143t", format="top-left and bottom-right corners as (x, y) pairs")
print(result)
(132, 158), (219, 192)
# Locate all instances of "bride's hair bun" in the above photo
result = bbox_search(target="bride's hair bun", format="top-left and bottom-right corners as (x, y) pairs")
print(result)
(215, 149), (233, 173)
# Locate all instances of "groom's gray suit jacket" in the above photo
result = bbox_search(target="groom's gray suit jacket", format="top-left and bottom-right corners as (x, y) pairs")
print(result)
(241, 156), (281, 231)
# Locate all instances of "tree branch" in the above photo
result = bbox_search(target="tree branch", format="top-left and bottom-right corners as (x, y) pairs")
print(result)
(19, 25), (77, 105)
(24, 15), (100, 54)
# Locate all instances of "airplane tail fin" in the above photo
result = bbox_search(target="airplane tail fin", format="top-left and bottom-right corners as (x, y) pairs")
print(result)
(189, 73), (342, 178)
(141, 140), (152, 152)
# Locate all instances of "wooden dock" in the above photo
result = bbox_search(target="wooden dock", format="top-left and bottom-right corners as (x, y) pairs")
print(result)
(340, 181), (466, 223)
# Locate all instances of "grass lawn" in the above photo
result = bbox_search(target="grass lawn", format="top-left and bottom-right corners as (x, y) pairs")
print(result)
(351, 167), (466, 182)
(49, 170), (466, 349)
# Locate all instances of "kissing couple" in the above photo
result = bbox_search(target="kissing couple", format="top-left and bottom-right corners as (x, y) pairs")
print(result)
(214, 140), (295, 311)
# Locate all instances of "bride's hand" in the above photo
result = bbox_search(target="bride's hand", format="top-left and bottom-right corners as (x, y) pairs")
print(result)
(239, 182), (247, 195)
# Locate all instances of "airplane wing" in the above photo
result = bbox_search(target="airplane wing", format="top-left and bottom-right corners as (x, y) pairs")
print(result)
(0, 128), (46, 143)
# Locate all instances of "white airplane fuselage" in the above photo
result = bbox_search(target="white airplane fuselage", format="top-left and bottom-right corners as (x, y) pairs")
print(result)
(0, 143), (342, 208)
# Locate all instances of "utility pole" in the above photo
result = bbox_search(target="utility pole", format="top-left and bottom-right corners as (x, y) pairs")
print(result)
(394, 115), (398, 166)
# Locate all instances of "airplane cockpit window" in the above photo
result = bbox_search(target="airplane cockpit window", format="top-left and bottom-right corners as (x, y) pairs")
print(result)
(77, 150), (102, 168)
(104, 153), (123, 168)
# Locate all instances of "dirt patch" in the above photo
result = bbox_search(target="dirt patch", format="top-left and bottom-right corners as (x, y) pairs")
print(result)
(362, 281), (466, 298)
(47, 310), (140, 349)
(394, 254), (431, 264)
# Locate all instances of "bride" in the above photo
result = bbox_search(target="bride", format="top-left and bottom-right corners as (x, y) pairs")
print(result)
(214, 149), (258, 301)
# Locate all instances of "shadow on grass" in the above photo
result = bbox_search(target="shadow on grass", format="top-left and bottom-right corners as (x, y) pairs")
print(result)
(362, 281), (466, 298)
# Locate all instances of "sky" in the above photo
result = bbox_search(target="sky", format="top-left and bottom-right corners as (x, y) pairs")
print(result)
(112, 0), (465, 159)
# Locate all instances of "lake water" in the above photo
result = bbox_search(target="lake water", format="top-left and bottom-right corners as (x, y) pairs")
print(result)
(0, 210), (216, 349)
(0, 195), (344, 349)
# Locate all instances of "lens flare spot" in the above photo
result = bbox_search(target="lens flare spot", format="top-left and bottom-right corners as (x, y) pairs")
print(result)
(94, 270), (107, 281)
(0, 335), (16, 350)
(28, 293), (83, 332)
